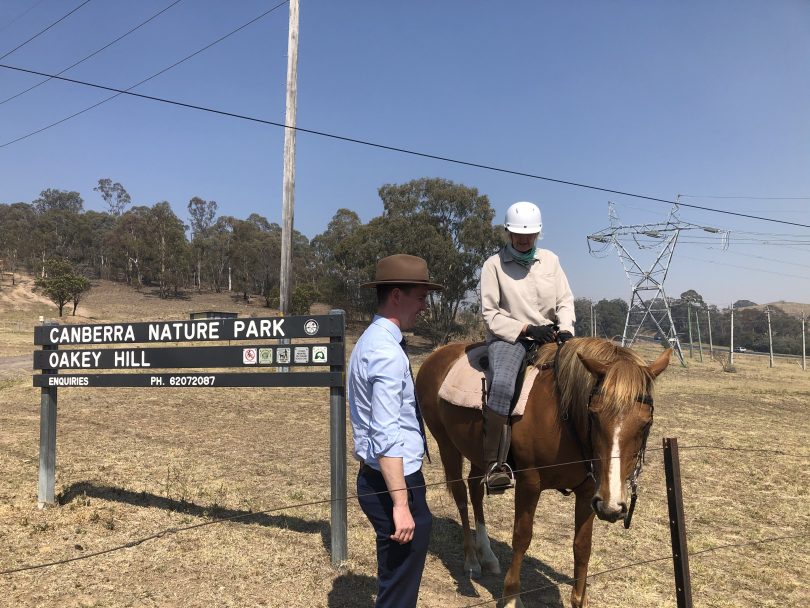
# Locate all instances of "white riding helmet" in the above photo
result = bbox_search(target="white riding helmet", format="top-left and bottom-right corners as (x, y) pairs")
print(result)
(504, 201), (542, 235)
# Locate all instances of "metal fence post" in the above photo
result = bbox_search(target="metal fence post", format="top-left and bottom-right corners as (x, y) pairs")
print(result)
(329, 309), (347, 564)
(663, 437), (693, 608)
(38, 339), (58, 508)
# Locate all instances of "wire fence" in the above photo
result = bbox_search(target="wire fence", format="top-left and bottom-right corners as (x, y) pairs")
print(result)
(2, 443), (807, 579)
(0, 320), (27, 333)
(461, 533), (809, 607)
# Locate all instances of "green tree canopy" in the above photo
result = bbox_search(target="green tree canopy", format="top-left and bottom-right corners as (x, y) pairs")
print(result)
(94, 179), (131, 216)
(314, 178), (502, 343)
(33, 189), (83, 214)
(35, 258), (91, 317)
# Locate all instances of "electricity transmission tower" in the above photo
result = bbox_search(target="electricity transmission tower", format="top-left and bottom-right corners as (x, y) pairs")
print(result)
(587, 202), (728, 365)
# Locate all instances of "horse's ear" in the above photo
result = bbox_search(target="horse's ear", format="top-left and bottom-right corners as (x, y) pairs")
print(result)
(648, 348), (673, 378)
(577, 352), (610, 377)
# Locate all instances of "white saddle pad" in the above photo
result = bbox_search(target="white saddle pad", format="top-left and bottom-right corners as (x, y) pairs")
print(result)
(437, 344), (537, 417)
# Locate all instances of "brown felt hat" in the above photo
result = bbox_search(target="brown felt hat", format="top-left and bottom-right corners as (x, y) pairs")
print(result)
(361, 254), (444, 290)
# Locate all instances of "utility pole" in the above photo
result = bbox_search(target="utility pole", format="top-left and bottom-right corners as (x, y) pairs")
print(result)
(765, 306), (774, 368)
(590, 301), (595, 337)
(729, 303), (734, 367)
(279, 0), (300, 316)
(687, 303), (693, 358)
(802, 310), (806, 372)
(693, 303), (703, 363)
(706, 307), (713, 358)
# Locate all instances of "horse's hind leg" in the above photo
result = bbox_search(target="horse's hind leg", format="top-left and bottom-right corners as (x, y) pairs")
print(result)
(435, 435), (481, 578)
(468, 464), (500, 575)
(570, 482), (596, 608)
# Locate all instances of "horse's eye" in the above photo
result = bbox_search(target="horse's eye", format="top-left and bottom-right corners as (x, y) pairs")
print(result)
(587, 399), (606, 414)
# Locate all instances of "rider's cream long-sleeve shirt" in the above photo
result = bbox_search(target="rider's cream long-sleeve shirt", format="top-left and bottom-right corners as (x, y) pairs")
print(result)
(480, 247), (576, 343)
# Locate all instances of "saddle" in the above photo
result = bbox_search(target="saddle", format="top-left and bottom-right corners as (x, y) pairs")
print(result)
(437, 342), (540, 416)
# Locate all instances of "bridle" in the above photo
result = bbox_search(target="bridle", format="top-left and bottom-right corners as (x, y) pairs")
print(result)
(553, 342), (655, 529)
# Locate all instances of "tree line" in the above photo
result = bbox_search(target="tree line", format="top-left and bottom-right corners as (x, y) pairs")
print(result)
(573, 290), (807, 356)
(2, 178), (803, 350)
(0, 178), (501, 344)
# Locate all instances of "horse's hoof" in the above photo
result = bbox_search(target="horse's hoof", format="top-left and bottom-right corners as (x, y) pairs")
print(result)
(464, 564), (482, 579)
(480, 557), (501, 575)
(570, 588), (589, 608)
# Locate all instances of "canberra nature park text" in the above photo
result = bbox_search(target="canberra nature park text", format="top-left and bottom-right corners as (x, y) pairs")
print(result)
(44, 318), (288, 345)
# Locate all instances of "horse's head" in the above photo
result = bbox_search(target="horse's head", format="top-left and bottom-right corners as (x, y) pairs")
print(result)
(577, 348), (671, 523)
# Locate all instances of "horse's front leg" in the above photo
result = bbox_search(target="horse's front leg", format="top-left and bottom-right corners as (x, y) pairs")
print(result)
(468, 464), (500, 575)
(571, 481), (596, 608)
(503, 473), (541, 608)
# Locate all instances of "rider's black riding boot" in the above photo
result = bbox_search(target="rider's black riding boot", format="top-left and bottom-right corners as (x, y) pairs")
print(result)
(482, 407), (514, 493)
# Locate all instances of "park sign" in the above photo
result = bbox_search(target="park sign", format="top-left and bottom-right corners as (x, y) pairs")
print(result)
(34, 310), (349, 565)
(33, 313), (345, 389)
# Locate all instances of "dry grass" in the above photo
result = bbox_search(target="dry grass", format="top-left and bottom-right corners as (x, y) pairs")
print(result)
(0, 279), (808, 607)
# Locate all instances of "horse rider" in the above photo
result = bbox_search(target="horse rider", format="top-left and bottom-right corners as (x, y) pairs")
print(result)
(479, 201), (576, 492)
(348, 254), (443, 607)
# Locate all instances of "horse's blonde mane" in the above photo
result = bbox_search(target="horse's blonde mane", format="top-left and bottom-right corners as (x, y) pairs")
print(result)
(533, 337), (654, 427)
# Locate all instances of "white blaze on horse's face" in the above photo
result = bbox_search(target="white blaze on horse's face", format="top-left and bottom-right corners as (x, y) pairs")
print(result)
(588, 400), (653, 523)
(578, 349), (670, 524)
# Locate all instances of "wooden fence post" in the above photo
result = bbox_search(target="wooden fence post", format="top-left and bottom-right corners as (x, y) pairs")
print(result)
(663, 437), (693, 608)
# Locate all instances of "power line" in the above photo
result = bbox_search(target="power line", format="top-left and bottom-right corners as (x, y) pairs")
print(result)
(0, 69), (809, 229)
(0, 0), (186, 107)
(0, 0), (94, 62)
(680, 194), (810, 201)
(0, 0), (50, 35)
(680, 255), (810, 281)
(704, 248), (810, 271)
(0, 1), (290, 149)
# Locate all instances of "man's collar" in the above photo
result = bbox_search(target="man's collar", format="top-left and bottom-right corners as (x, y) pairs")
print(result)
(372, 315), (403, 343)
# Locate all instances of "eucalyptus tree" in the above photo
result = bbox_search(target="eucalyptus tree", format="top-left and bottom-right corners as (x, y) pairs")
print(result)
(187, 197), (218, 290)
(94, 179), (131, 217)
(0, 202), (36, 283)
(377, 178), (502, 344)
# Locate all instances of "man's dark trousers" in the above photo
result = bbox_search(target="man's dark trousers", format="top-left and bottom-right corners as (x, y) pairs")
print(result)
(357, 466), (432, 608)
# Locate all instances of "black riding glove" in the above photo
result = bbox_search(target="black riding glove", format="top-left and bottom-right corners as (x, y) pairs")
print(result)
(557, 331), (574, 343)
(526, 324), (556, 344)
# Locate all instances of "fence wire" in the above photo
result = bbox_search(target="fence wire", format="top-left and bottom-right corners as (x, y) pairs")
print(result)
(2, 442), (806, 576)
(461, 533), (809, 607)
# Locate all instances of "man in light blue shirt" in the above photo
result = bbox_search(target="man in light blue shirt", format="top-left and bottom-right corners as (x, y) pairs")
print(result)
(349, 254), (443, 608)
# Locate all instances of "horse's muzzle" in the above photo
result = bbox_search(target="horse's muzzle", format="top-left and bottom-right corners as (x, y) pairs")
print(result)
(591, 496), (627, 523)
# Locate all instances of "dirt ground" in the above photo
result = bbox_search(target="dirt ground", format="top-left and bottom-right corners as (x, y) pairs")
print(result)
(1, 278), (808, 607)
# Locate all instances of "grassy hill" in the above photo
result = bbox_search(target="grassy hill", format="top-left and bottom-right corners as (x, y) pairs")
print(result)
(0, 275), (288, 325)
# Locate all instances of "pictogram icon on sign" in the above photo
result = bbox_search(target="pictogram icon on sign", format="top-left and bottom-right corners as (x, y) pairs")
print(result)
(312, 346), (328, 363)
(243, 348), (257, 364)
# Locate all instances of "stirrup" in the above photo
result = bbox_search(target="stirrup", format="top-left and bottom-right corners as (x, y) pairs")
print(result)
(484, 462), (515, 495)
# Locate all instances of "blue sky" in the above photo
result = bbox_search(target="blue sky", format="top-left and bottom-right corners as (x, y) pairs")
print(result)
(1, 0), (808, 307)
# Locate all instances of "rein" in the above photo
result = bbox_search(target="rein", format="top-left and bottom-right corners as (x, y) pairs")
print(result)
(550, 341), (655, 529)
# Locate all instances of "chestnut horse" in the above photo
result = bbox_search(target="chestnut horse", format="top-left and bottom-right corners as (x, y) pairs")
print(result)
(415, 337), (671, 608)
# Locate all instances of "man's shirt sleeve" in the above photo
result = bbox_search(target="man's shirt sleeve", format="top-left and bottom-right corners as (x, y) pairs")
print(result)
(365, 346), (407, 459)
